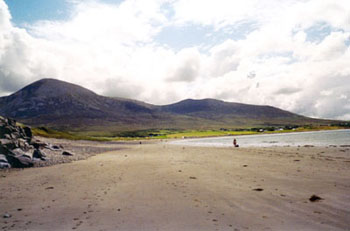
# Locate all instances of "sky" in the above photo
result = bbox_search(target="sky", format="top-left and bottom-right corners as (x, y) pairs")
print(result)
(0, 0), (350, 120)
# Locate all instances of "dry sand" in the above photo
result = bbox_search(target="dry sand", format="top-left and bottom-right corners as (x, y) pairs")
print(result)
(0, 140), (349, 231)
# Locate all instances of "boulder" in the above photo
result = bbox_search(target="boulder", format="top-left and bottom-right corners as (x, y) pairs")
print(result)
(62, 151), (74, 156)
(11, 148), (33, 159)
(48, 145), (61, 151)
(33, 149), (46, 160)
(0, 162), (11, 169)
(0, 154), (8, 162)
(30, 140), (48, 149)
(0, 126), (12, 138)
(3, 213), (12, 219)
(0, 116), (5, 125)
(17, 138), (31, 151)
(0, 139), (17, 150)
(0, 145), (7, 156)
(11, 131), (21, 139)
(6, 118), (16, 127)
(0, 154), (11, 169)
(23, 126), (33, 141)
(6, 155), (33, 168)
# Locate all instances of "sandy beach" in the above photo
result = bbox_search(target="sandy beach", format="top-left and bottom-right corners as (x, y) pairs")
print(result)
(1, 140), (349, 231)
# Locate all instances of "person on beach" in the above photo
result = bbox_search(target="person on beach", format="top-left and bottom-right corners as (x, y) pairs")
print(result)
(233, 138), (239, 147)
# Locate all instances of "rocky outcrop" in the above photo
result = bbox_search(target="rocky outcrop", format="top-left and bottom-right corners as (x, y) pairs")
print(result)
(0, 116), (48, 168)
(0, 116), (79, 169)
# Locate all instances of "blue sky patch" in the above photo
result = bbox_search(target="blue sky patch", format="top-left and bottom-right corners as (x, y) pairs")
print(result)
(4, 0), (71, 25)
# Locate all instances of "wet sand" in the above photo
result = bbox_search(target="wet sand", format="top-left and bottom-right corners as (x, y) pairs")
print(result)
(1, 142), (349, 231)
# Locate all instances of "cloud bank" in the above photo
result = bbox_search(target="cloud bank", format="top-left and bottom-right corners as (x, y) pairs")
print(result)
(0, 0), (350, 119)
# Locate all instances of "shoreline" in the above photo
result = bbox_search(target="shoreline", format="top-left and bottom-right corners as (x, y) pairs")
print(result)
(156, 127), (349, 139)
(171, 128), (349, 139)
(170, 129), (350, 148)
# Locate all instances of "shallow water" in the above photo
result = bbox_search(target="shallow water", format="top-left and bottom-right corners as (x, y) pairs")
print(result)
(172, 129), (350, 147)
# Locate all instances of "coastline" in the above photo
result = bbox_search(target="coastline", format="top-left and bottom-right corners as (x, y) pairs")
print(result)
(171, 129), (350, 148)
(152, 127), (349, 140)
(1, 141), (349, 230)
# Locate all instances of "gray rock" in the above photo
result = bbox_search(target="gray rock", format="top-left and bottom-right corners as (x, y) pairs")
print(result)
(48, 145), (61, 151)
(11, 131), (21, 139)
(9, 133), (16, 139)
(0, 146), (7, 156)
(3, 213), (11, 218)
(0, 162), (11, 169)
(0, 139), (17, 150)
(33, 149), (46, 160)
(0, 154), (8, 162)
(6, 155), (33, 168)
(17, 138), (30, 151)
(0, 154), (11, 169)
(0, 117), (50, 168)
(30, 140), (48, 149)
(62, 151), (74, 156)
(23, 126), (32, 140)
(6, 118), (16, 126)
(0, 116), (5, 125)
(0, 126), (12, 138)
(11, 148), (33, 159)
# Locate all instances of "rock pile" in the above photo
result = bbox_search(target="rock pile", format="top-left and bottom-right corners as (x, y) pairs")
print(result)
(0, 116), (47, 168)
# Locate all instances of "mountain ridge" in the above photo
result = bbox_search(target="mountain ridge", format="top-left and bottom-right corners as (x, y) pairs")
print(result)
(0, 78), (336, 132)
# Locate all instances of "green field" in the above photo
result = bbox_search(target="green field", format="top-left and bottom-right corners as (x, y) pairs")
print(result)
(30, 124), (348, 141)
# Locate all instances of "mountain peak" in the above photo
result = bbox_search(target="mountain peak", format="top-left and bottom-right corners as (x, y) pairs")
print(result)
(12, 78), (97, 99)
(0, 78), (100, 120)
(0, 78), (155, 126)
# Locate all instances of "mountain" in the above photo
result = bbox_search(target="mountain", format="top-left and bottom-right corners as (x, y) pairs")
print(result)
(0, 79), (161, 130)
(161, 98), (300, 119)
(160, 98), (326, 128)
(0, 78), (334, 132)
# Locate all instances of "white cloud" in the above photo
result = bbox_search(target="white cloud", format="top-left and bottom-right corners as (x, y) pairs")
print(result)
(166, 48), (201, 82)
(0, 0), (350, 120)
(0, 1), (44, 93)
(173, 0), (259, 29)
(30, 0), (167, 44)
(0, 0), (11, 30)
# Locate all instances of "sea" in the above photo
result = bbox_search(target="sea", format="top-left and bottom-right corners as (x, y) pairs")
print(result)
(171, 129), (350, 147)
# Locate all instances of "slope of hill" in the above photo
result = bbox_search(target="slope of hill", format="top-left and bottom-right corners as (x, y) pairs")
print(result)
(161, 98), (301, 119)
(0, 78), (335, 132)
(0, 79), (163, 129)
